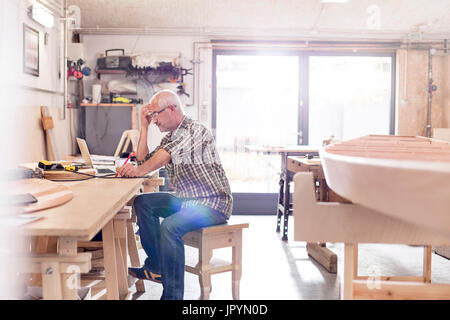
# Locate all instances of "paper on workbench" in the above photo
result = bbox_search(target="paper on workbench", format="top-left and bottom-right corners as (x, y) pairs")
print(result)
(3, 214), (43, 226)
(91, 155), (117, 165)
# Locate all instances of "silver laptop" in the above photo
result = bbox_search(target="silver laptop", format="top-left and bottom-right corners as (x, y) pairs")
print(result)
(76, 138), (116, 176)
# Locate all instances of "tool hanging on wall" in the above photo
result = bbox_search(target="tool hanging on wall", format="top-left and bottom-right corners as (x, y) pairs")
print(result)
(67, 59), (91, 80)
(174, 67), (192, 98)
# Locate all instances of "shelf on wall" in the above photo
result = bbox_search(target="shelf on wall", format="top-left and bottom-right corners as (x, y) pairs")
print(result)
(80, 103), (134, 107)
(95, 68), (127, 74)
(95, 68), (128, 80)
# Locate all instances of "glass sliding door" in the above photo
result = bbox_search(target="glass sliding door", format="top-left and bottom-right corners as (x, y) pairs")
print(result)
(307, 54), (394, 146)
(213, 51), (300, 213)
(214, 52), (300, 193)
(212, 49), (395, 214)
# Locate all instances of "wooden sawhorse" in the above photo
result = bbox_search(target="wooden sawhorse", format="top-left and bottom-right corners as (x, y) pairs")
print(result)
(293, 172), (450, 299)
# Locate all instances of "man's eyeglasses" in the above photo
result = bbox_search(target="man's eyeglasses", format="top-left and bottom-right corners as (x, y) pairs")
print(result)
(146, 105), (173, 121)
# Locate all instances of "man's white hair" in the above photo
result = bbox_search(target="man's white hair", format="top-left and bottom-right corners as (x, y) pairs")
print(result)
(149, 89), (184, 115)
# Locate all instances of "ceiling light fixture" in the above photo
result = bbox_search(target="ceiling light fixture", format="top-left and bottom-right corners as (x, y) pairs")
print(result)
(28, 2), (54, 28)
(321, 0), (349, 3)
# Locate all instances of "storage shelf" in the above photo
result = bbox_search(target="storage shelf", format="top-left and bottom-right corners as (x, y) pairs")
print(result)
(95, 68), (127, 74)
(80, 103), (134, 107)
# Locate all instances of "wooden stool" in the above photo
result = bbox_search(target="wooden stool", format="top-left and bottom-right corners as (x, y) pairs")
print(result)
(182, 222), (249, 300)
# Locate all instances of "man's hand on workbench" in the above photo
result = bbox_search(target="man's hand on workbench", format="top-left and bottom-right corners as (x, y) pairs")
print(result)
(116, 163), (144, 177)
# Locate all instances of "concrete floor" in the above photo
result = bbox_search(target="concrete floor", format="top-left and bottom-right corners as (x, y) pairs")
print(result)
(128, 215), (450, 300)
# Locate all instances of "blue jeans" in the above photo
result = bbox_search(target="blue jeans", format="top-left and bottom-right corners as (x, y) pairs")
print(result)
(133, 192), (227, 300)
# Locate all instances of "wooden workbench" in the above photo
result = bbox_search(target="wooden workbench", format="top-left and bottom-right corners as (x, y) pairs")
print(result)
(19, 177), (143, 300)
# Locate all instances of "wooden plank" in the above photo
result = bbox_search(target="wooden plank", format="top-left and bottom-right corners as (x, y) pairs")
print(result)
(198, 223), (249, 235)
(42, 168), (96, 181)
(244, 145), (320, 154)
(20, 253), (91, 274)
(355, 276), (425, 282)
(306, 243), (337, 273)
(78, 241), (103, 249)
(353, 280), (450, 300)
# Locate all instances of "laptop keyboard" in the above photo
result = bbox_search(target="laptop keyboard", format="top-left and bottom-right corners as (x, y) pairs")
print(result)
(96, 168), (116, 174)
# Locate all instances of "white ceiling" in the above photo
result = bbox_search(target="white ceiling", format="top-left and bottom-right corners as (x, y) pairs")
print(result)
(67, 0), (450, 40)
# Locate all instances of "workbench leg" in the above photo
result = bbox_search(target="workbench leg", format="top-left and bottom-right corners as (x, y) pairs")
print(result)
(29, 236), (58, 287)
(127, 221), (145, 292)
(342, 243), (355, 300)
(423, 246), (432, 283)
(61, 273), (78, 300)
(114, 219), (129, 299)
(103, 220), (120, 300)
(41, 261), (63, 300)
(282, 177), (290, 241)
(353, 244), (359, 278)
(276, 177), (284, 233)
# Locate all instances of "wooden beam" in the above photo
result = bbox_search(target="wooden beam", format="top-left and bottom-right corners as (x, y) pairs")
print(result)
(306, 243), (337, 273)
(423, 246), (432, 283)
(353, 280), (450, 300)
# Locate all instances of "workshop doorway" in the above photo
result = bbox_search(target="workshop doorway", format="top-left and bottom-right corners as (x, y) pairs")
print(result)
(212, 49), (395, 214)
(212, 51), (300, 214)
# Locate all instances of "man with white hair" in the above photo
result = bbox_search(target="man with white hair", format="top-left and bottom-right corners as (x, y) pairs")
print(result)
(117, 89), (232, 300)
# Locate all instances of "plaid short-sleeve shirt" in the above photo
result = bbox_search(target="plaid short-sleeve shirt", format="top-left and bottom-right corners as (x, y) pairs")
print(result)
(138, 116), (233, 218)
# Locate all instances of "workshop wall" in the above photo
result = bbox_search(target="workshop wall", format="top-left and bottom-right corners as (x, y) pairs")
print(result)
(80, 34), (205, 150)
(396, 49), (450, 136)
(443, 56), (450, 128)
(78, 35), (450, 149)
(9, 0), (72, 164)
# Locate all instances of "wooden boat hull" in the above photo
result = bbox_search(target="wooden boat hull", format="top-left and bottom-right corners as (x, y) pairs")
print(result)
(320, 135), (450, 236)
